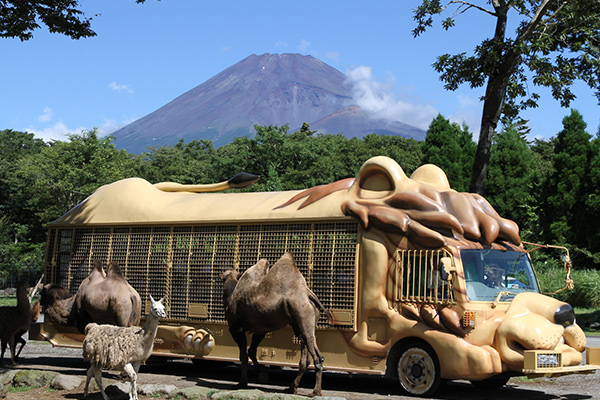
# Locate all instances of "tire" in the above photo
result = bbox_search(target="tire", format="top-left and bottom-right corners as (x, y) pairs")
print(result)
(470, 375), (510, 389)
(397, 342), (442, 397)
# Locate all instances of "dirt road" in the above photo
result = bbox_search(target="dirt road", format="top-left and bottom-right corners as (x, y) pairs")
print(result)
(3, 341), (600, 400)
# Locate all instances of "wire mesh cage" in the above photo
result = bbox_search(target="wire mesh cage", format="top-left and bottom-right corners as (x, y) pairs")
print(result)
(45, 221), (359, 328)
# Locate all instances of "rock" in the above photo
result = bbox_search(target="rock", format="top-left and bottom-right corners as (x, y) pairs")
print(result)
(106, 381), (130, 395)
(50, 374), (83, 391)
(138, 383), (178, 396)
(0, 382), (7, 398)
(0, 370), (17, 386)
(209, 389), (265, 399)
(12, 369), (57, 388)
(169, 385), (214, 399)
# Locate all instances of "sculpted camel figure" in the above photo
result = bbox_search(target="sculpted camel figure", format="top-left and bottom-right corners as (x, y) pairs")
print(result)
(40, 260), (141, 333)
(221, 252), (332, 397)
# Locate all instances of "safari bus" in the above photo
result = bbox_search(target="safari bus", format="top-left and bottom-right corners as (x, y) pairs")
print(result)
(35, 156), (600, 396)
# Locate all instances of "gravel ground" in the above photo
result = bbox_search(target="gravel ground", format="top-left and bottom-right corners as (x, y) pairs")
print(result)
(2, 340), (600, 400)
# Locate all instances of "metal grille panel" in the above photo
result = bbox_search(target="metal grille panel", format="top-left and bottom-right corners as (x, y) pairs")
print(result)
(44, 221), (358, 327)
(390, 249), (455, 306)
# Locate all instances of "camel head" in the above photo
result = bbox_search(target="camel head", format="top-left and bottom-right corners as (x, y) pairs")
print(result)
(220, 269), (240, 308)
(39, 283), (70, 307)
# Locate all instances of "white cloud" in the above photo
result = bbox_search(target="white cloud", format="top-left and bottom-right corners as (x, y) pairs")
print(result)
(345, 65), (438, 130)
(275, 41), (288, 49)
(324, 52), (340, 62)
(38, 107), (54, 122)
(109, 81), (134, 94)
(448, 94), (482, 135)
(298, 39), (311, 53)
(26, 121), (85, 142)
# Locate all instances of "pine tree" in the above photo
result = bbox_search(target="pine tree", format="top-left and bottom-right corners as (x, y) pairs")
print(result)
(545, 110), (591, 246)
(486, 125), (537, 236)
(422, 114), (475, 192)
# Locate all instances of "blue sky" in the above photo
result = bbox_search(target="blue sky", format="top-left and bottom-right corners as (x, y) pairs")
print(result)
(1, 0), (598, 144)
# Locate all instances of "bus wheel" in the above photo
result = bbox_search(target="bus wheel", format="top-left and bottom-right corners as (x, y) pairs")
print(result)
(470, 376), (510, 389)
(397, 342), (442, 397)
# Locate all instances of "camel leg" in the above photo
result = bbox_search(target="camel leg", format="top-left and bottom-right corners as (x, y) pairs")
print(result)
(123, 362), (138, 400)
(290, 304), (324, 397)
(229, 325), (249, 388)
(288, 342), (308, 394)
(248, 333), (267, 383)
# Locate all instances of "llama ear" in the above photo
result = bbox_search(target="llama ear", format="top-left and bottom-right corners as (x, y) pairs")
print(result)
(149, 294), (155, 304)
(158, 297), (165, 304)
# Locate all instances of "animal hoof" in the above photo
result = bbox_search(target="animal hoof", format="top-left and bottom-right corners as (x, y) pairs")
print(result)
(309, 391), (323, 397)
(284, 386), (297, 394)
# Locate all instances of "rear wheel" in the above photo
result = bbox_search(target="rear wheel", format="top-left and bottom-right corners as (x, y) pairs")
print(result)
(397, 342), (442, 397)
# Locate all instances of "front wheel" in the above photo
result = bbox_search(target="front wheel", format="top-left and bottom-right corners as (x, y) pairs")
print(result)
(397, 342), (442, 397)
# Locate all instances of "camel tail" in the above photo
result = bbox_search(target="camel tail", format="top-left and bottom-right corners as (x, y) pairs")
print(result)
(307, 289), (335, 325)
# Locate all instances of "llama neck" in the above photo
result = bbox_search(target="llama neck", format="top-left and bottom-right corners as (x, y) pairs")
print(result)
(17, 285), (30, 312)
(141, 314), (160, 340)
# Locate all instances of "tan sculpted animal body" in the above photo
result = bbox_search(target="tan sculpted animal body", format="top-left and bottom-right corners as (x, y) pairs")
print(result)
(40, 260), (141, 333)
(222, 252), (331, 397)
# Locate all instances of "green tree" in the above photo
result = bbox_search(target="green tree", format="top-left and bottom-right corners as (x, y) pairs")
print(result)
(486, 124), (537, 236)
(422, 114), (475, 191)
(413, 1), (600, 194)
(0, 130), (47, 279)
(17, 130), (137, 227)
(544, 110), (591, 246)
(1, 0), (96, 41)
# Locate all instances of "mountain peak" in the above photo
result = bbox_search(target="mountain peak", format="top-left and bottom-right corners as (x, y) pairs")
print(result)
(112, 53), (424, 153)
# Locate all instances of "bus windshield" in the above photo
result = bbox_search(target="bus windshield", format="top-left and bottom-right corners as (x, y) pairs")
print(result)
(460, 249), (540, 302)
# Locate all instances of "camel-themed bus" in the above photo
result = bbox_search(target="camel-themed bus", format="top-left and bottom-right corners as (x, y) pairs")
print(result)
(35, 156), (600, 396)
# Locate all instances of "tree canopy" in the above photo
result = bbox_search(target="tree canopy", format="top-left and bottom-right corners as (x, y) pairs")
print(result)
(413, 0), (600, 194)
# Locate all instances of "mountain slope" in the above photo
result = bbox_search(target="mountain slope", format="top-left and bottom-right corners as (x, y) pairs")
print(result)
(112, 53), (425, 153)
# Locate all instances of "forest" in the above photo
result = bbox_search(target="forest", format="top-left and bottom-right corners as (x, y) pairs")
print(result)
(1, 110), (600, 307)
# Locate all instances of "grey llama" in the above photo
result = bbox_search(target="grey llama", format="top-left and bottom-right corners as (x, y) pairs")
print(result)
(82, 295), (166, 400)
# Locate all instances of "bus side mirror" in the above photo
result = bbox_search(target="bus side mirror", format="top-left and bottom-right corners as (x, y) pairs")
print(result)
(438, 257), (455, 281)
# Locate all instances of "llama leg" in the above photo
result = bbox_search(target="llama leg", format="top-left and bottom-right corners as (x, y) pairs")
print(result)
(123, 362), (138, 400)
(83, 366), (93, 398)
(93, 365), (109, 400)
(8, 335), (16, 366)
(0, 340), (7, 366)
(14, 337), (25, 361)
(248, 333), (267, 383)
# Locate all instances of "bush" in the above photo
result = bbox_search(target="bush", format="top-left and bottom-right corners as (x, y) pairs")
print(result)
(537, 266), (600, 308)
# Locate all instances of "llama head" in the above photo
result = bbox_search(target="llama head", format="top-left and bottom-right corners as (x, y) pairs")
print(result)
(149, 295), (166, 318)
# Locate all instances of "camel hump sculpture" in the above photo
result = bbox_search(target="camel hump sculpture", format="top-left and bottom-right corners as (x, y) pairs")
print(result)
(222, 252), (330, 397)
(40, 260), (141, 334)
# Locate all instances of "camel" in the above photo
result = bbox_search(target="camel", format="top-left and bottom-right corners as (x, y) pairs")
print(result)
(40, 260), (141, 334)
(221, 252), (332, 397)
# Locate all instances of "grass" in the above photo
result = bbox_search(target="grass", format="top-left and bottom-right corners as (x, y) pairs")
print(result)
(0, 295), (16, 307)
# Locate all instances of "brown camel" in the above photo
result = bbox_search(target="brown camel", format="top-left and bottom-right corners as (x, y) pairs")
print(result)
(221, 252), (332, 397)
(40, 260), (141, 333)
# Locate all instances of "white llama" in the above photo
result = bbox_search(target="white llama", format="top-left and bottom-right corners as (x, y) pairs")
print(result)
(82, 295), (166, 400)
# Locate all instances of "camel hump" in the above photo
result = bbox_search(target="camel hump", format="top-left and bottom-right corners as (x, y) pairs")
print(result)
(107, 261), (125, 279)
